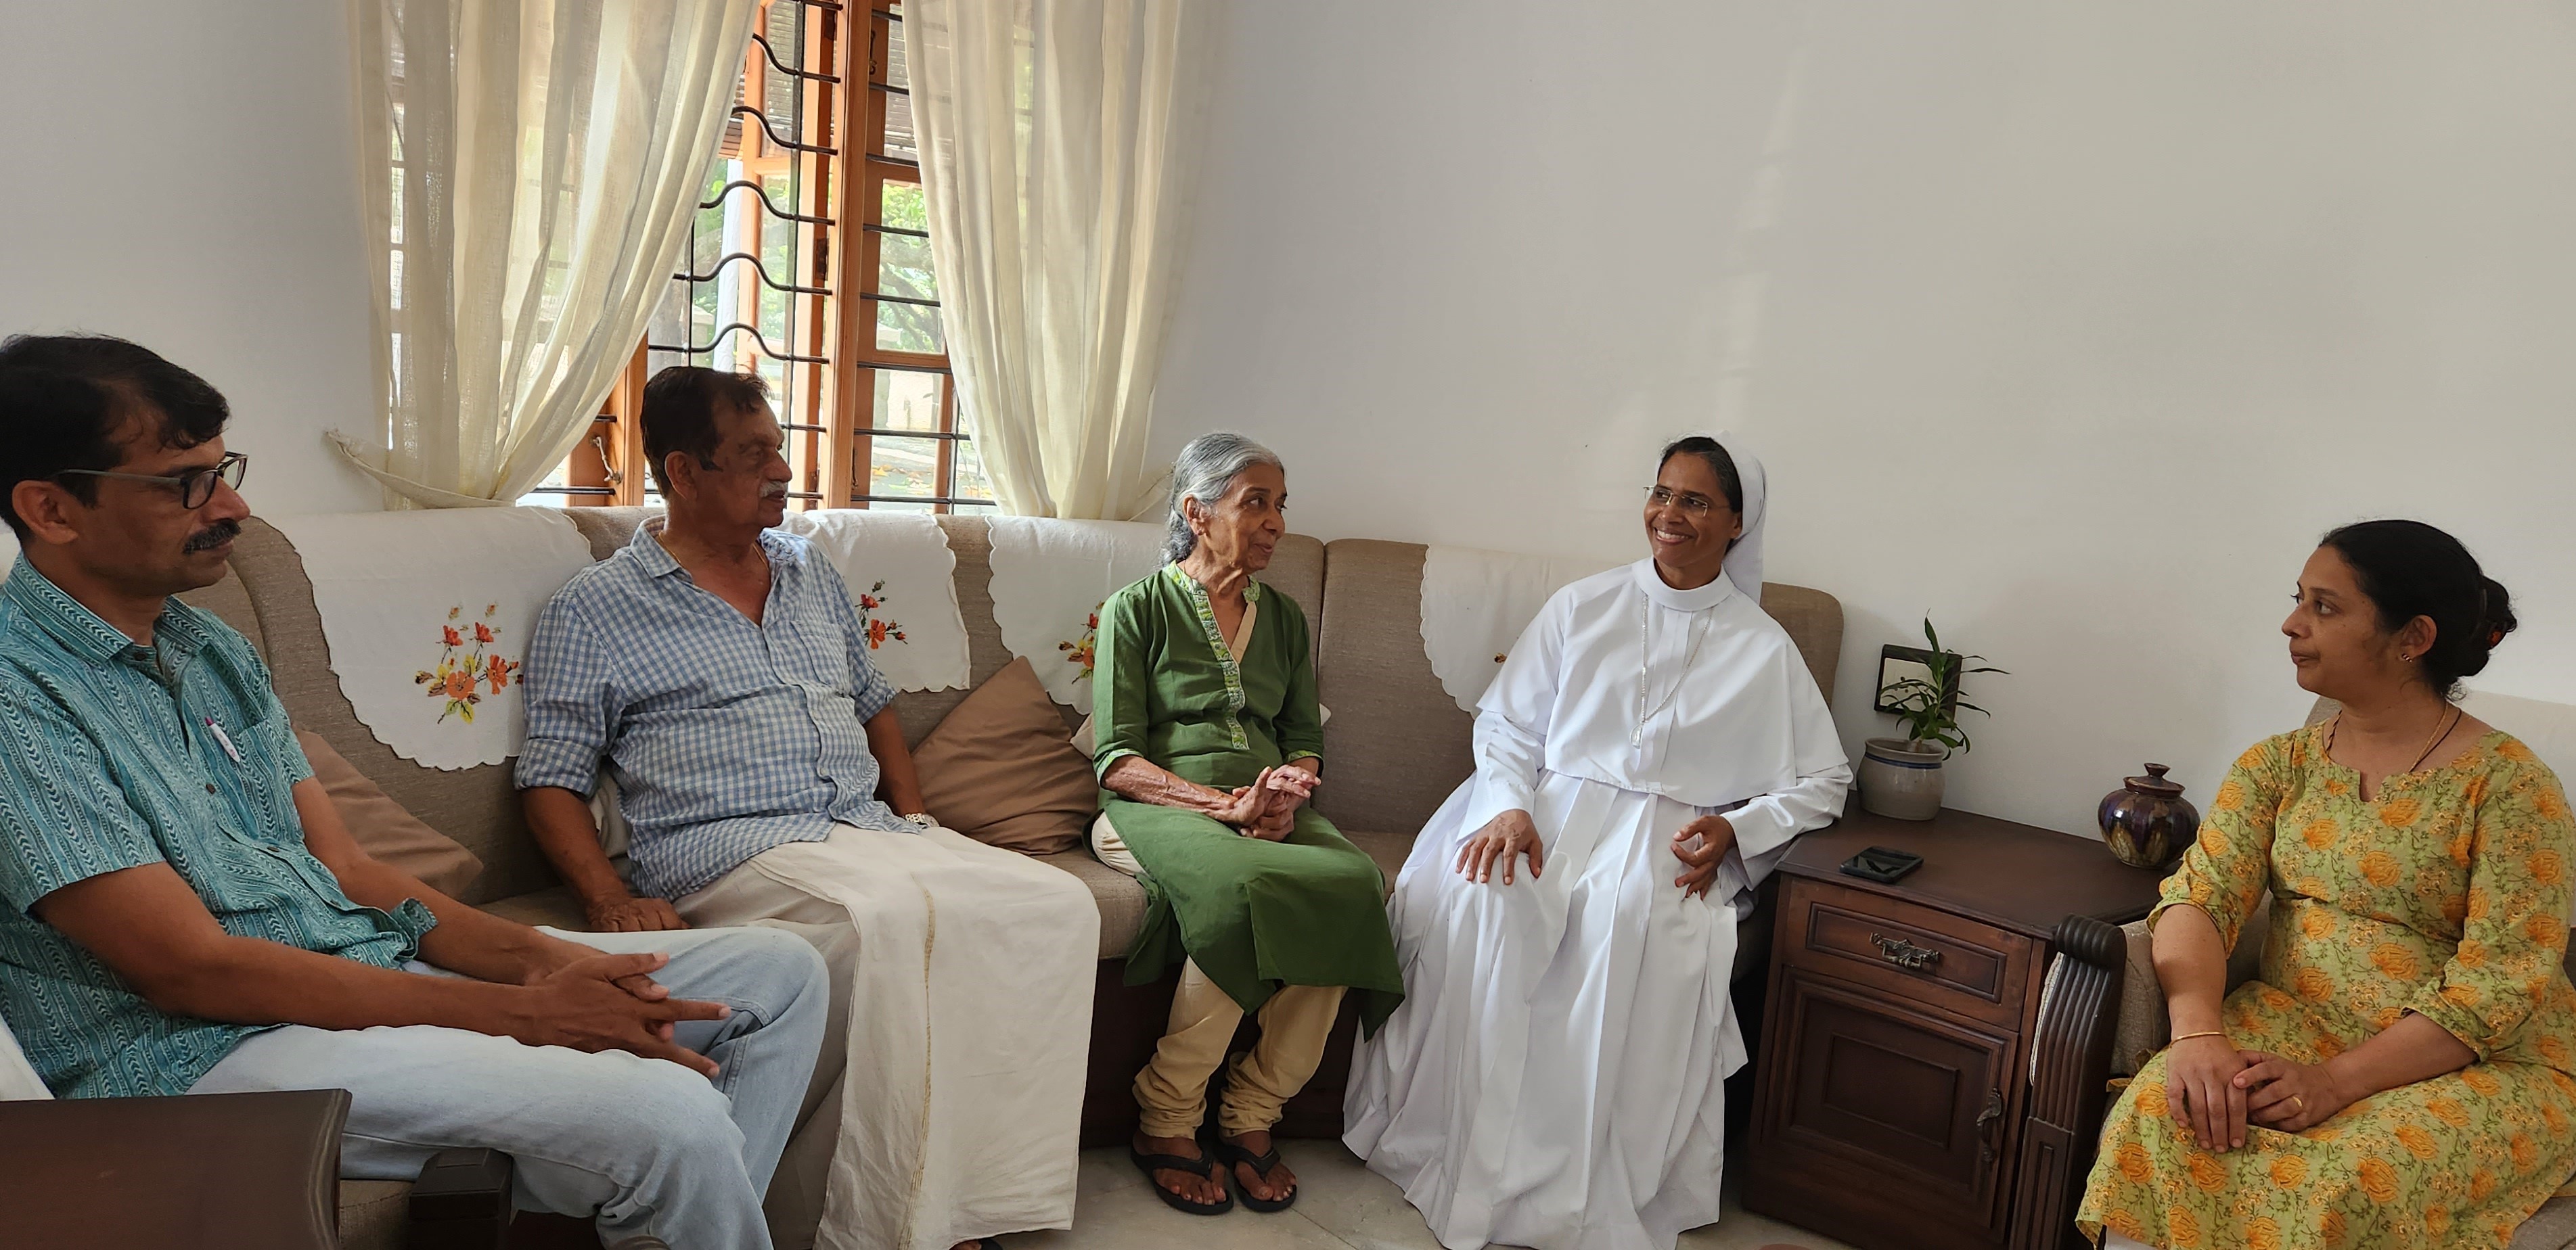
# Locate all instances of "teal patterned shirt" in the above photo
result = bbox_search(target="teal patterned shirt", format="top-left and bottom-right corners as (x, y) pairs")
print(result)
(0, 559), (434, 1098)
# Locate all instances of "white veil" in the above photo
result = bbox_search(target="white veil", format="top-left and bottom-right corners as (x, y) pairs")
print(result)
(1668, 431), (1765, 602)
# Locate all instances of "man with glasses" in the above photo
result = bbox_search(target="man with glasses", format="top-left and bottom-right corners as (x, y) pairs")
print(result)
(0, 333), (833, 1250)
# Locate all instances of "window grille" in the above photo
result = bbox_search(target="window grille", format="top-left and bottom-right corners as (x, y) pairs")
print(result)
(534, 1), (991, 513)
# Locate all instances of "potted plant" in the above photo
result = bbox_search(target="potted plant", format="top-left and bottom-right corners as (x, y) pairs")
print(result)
(1860, 618), (2005, 820)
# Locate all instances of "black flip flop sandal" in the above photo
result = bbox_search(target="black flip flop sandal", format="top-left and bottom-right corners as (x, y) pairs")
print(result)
(1212, 1138), (1298, 1213)
(1129, 1147), (1234, 1216)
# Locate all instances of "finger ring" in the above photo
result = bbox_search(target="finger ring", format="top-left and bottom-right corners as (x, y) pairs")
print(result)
(2288, 1095), (2305, 1113)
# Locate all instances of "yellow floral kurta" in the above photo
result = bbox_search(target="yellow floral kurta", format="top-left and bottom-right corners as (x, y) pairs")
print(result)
(2079, 726), (2576, 1249)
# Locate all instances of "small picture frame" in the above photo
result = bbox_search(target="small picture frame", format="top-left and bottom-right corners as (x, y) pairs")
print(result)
(1874, 645), (1959, 716)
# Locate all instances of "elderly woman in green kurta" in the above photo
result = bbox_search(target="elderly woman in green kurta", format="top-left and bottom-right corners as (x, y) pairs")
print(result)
(2080, 519), (2576, 1250)
(1090, 431), (1401, 1218)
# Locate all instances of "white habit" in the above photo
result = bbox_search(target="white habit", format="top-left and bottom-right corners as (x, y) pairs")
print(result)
(680, 822), (1099, 1250)
(1344, 556), (1851, 1250)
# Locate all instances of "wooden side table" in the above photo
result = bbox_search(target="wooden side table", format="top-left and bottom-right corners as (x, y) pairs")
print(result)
(1738, 808), (2163, 1250)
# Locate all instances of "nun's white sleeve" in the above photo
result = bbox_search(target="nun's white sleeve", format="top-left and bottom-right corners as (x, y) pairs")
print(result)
(1714, 652), (1854, 900)
(1459, 591), (1568, 836)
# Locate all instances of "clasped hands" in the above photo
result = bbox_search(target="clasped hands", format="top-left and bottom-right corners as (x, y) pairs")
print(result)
(1453, 809), (1736, 898)
(1215, 765), (1319, 841)
(518, 941), (731, 1078)
(2163, 1034), (2357, 1150)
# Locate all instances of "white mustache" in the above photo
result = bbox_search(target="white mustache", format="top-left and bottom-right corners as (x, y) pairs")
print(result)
(761, 484), (789, 499)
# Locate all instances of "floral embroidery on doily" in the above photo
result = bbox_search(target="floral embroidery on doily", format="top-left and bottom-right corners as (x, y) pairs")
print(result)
(1058, 604), (1102, 678)
(854, 580), (908, 650)
(415, 604), (521, 724)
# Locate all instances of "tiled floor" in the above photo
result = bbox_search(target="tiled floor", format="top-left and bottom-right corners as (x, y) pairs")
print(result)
(1004, 1141), (1861, 1250)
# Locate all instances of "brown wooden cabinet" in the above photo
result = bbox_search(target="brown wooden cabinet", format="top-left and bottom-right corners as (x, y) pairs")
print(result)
(1740, 810), (2163, 1250)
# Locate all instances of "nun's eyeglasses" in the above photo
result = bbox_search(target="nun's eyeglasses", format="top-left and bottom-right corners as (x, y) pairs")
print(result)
(1645, 485), (1717, 517)
(55, 452), (250, 510)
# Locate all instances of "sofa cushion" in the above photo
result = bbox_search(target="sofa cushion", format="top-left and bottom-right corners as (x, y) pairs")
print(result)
(2514, 1197), (2576, 1250)
(1759, 582), (1845, 703)
(297, 729), (484, 897)
(1315, 541), (1478, 839)
(1030, 851), (1146, 958)
(913, 657), (1095, 855)
(479, 886), (589, 933)
(224, 519), (547, 904)
(1344, 828), (1413, 887)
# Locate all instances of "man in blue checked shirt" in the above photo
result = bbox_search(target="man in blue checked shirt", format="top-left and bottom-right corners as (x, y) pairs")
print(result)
(0, 335), (832, 1250)
(514, 367), (1097, 1250)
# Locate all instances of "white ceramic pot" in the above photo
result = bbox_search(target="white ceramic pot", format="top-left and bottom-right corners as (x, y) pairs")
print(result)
(1858, 737), (1947, 820)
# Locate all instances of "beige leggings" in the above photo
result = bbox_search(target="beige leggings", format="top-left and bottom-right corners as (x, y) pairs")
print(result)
(1097, 814), (1344, 1136)
(1133, 958), (1347, 1138)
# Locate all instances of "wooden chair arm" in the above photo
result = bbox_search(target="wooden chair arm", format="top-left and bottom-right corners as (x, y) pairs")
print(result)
(2007, 914), (2127, 1250)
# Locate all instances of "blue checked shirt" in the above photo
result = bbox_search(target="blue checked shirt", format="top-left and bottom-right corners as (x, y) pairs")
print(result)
(516, 521), (908, 899)
(0, 560), (433, 1099)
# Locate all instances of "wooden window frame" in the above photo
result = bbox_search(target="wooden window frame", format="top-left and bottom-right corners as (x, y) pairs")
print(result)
(562, 1), (986, 513)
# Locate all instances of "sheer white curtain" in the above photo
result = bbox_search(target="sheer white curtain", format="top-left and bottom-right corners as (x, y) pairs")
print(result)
(908, 0), (1207, 519)
(338, 0), (755, 508)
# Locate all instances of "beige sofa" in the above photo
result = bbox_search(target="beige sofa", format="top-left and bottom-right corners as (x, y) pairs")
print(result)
(160, 508), (1845, 1249)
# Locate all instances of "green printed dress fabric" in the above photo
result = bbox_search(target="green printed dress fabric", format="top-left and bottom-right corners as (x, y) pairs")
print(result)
(1091, 565), (1402, 1032)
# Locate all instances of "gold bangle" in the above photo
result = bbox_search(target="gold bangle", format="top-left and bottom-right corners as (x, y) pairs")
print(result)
(2169, 1030), (2228, 1045)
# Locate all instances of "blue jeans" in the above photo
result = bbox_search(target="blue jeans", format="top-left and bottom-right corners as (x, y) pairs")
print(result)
(190, 925), (829, 1249)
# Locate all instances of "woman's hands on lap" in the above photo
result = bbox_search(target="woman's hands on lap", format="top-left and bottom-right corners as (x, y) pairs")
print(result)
(2165, 1034), (2256, 1151)
(1229, 765), (1317, 841)
(1456, 810), (1545, 884)
(1670, 814), (1737, 899)
(1213, 771), (1273, 828)
(1211, 767), (1307, 840)
(2236, 1051), (2358, 1133)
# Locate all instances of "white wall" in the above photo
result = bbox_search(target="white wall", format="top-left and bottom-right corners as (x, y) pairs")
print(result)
(1154, 2), (2576, 835)
(0, 0), (382, 516)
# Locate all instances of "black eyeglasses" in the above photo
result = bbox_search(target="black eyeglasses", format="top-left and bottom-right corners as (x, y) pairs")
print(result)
(56, 451), (250, 509)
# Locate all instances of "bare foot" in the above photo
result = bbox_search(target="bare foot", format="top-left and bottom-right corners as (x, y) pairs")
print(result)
(1221, 1129), (1296, 1205)
(1133, 1132), (1227, 1207)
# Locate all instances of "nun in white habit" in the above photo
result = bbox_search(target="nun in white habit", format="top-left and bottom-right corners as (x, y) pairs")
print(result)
(1345, 434), (1851, 1250)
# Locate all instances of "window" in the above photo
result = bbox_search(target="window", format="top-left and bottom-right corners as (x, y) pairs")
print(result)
(535, 1), (991, 513)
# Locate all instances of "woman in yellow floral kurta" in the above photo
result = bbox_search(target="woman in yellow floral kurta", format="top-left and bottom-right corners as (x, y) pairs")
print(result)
(2080, 522), (2576, 1250)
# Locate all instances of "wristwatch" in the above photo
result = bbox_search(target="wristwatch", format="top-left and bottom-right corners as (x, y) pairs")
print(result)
(901, 812), (936, 829)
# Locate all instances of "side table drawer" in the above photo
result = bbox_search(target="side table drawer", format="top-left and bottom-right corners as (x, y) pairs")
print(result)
(1781, 879), (2036, 1029)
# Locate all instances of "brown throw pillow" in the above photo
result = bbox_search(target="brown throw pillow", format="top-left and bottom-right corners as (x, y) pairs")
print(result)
(294, 728), (485, 896)
(913, 657), (1098, 855)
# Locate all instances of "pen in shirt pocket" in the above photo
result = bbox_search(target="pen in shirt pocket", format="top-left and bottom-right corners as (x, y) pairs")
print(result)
(204, 715), (244, 764)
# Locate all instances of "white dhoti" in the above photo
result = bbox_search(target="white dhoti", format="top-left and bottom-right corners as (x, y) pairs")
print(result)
(1345, 771), (1746, 1250)
(679, 823), (1099, 1250)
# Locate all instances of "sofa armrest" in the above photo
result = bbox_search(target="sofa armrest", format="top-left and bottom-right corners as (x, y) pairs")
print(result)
(2008, 915), (2127, 1250)
(2106, 893), (2274, 1078)
(0, 1088), (348, 1249)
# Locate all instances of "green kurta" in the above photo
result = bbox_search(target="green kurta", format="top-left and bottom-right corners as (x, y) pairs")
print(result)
(1093, 564), (1403, 1032)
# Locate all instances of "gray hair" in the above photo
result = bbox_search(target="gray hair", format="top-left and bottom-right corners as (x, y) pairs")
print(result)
(1165, 431), (1284, 563)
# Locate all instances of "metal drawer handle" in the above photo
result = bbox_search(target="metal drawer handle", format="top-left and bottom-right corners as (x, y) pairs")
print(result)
(1976, 1087), (2004, 1163)
(1870, 932), (1942, 971)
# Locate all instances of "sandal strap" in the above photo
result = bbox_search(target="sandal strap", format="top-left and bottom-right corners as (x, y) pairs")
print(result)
(1131, 1151), (1222, 1178)
(1215, 1139), (1286, 1175)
